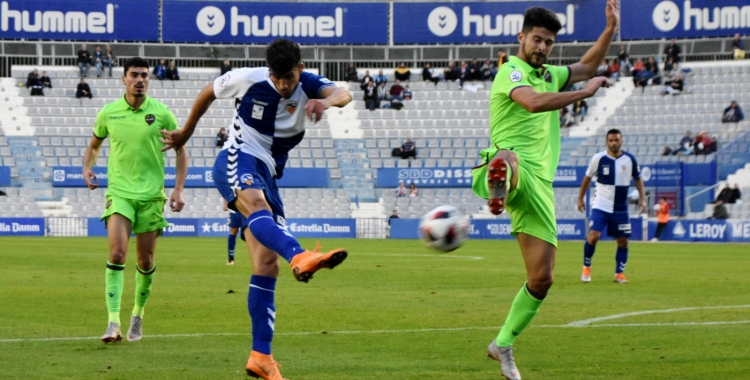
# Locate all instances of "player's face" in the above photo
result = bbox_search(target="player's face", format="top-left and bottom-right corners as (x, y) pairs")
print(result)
(123, 67), (150, 98)
(270, 63), (303, 99)
(607, 133), (622, 154)
(519, 27), (556, 68)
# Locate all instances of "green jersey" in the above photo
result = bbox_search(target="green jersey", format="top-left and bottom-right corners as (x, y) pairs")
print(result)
(93, 95), (178, 200)
(489, 55), (570, 182)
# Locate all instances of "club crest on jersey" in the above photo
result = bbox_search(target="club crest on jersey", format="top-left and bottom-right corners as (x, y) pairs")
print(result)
(252, 104), (264, 120)
(241, 173), (254, 186)
(286, 100), (298, 114)
(145, 114), (155, 125)
(621, 165), (627, 172)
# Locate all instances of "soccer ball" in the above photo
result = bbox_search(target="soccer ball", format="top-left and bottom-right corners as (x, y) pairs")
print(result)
(653, 204), (661, 212)
(418, 205), (470, 252)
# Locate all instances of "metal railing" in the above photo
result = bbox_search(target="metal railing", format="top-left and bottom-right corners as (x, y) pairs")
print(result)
(718, 130), (750, 181)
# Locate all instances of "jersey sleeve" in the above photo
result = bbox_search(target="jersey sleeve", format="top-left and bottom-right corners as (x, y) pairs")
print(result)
(547, 65), (571, 91)
(585, 153), (601, 178)
(93, 109), (108, 139)
(494, 64), (532, 102)
(163, 109), (179, 132)
(630, 154), (641, 180)
(299, 71), (334, 99)
(213, 68), (254, 99)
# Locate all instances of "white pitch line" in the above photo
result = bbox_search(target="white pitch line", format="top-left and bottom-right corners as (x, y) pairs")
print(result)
(566, 304), (750, 327)
(355, 252), (485, 260)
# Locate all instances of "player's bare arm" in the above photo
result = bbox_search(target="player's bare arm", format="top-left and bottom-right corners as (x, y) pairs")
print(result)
(567, 0), (619, 84)
(305, 86), (352, 122)
(635, 178), (647, 214)
(170, 145), (188, 212)
(512, 77), (609, 113)
(160, 83), (216, 151)
(83, 135), (104, 189)
(577, 175), (593, 212)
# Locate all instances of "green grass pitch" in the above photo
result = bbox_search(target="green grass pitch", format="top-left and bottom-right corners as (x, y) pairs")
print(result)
(1, 236), (749, 379)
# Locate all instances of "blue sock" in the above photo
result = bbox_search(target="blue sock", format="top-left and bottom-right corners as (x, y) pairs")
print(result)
(248, 275), (276, 355)
(615, 247), (629, 274)
(227, 234), (237, 261)
(247, 210), (304, 263)
(583, 241), (596, 267)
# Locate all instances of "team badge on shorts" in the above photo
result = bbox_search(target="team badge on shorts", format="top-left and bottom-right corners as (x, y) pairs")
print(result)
(241, 173), (254, 186)
(105, 199), (112, 209)
(145, 114), (155, 125)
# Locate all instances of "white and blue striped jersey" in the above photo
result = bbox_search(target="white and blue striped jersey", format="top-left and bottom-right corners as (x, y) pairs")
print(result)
(585, 151), (641, 213)
(213, 67), (333, 178)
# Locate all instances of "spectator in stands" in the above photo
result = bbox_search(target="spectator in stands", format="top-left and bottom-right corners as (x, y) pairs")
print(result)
(692, 130), (712, 155)
(93, 45), (105, 78)
(715, 184), (732, 204)
(468, 59), (482, 80)
(396, 181), (407, 197)
(26, 69), (44, 96)
(596, 60), (608, 77)
(389, 80), (405, 101)
(647, 57), (661, 84)
(481, 59), (496, 80)
(346, 63), (359, 82)
(220, 59), (232, 76)
(76, 78), (92, 99)
(732, 33), (746, 60)
(409, 183), (418, 198)
(634, 60), (655, 93)
(376, 81), (389, 108)
(661, 74), (683, 96)
(704, 135), (718, 155)
(403, 85), (412, 100)
(572, 99), (588, 123)
(363, 81), (377, 111)
(101, 45), (116, 78)
(153, 59), (167, 80)
(664, 38), (681, 63)
(443, 61), (458, 81)
(710, 199), (729, 219)
(729, 184), (742, 204)
(40, 70), (52, 89)
(421, 63), (440, 85)
(669, 131), (693, 155)
(216, 127), (228, 147)
(560, 107), (573, 128)
(387, 209), (399, 237)
(630, 57), (644, 77)
(166, 60), (180, 80)
(722, 101), (744, 123)
(652, 196), (670, 242)
(400, 138), (416, 159)
(497, 50), (508, 66)
(662, 57), (678, 79)
(606, 59), (620, 81)
(360, 70), (373, 90)
(457, 61), (471, 88)
(395, 63), (411, 81)
(77, 44), (92, 78)
(374, 69), (388, 86)
(618, 45), (631, 75)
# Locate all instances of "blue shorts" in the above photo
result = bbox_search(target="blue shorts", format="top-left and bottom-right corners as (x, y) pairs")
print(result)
(589, 208), (632, 238)
(213, 149), (286, 228)
(228, 211), (245, 229)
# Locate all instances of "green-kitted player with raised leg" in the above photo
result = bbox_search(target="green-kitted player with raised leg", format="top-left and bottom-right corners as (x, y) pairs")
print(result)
(83, 57), (188, 343)
(472, 2), (619, 378)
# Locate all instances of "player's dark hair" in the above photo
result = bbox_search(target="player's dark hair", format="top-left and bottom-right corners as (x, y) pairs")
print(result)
(606, 128), (622, 137)
(123, 57), (149, 75)
(522, 7), (562, 34)
(660, 196), (667, 201)
(266, 39), (301, 76)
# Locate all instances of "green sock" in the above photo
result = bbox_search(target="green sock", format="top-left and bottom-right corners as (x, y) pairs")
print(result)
(496, 283), (544, 347)
(132, 265), (156, 317)
(105, 262), (125, 325)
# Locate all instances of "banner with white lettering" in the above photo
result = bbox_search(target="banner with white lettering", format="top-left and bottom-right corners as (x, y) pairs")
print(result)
(390, 218), (586, 240)
(162, 1), (388, 44)
(286, 219), (356, 238)
(393, 1), (606, 44)
(376, 167), (474, 188)
(0, 218), (45, 236)
(0, 0), (158, 41)
(647, 219), (729, 242)
(622, 0), (750, 40)
(0, 166), (9, 187)
(196, 218), (232, 237)
(52, 166), (328, 188)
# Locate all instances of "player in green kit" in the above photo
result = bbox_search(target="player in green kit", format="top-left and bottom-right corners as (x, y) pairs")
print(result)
(472, 2), (619, 378)
(83, 57), (188, 343)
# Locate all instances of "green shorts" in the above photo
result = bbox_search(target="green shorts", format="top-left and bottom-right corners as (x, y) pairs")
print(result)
(472, 148), (557, 247)
(102, 195), (169, 235)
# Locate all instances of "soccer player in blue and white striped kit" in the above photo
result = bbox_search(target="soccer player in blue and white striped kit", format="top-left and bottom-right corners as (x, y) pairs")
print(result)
(577, 128), (646, 283)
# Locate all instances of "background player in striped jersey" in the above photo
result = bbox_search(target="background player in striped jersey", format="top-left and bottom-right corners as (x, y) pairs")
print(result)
(160, 39), (352, 380)
(577, 128), (646, 283)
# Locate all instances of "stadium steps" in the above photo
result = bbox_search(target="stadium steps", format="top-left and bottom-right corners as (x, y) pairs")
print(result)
(335, 139), (377, 202)
(560, 137), (586, 166)
(8, 136), (55, 200)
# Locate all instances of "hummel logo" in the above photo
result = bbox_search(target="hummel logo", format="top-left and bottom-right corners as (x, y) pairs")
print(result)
(108, 292), (115, 297)
(512, 330), (520, 336)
